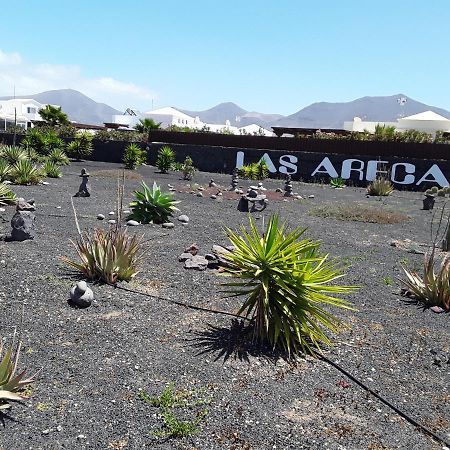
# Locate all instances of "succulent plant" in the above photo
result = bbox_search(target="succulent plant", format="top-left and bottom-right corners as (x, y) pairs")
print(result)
(437, 189), (446, 197)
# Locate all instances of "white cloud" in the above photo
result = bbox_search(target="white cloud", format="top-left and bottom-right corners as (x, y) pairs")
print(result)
(0, 49), (156, 110)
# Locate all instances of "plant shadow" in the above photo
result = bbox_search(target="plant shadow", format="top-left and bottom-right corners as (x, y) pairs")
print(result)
(188, 319), (295, 364)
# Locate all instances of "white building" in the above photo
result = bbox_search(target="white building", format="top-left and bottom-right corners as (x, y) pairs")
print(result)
(0, 98), (50, 130)
(112, 106), (273, 135)
(343, 110), (450, 135)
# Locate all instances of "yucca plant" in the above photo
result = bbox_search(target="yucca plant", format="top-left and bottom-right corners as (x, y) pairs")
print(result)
(66, 132), (93, 160)
(123, 143), (146, 169)
(42, 159), (62, 178)
(0, 183), (16, 205)
(0, 159), (11, 182)
(61, 227), (142, 284)
(10, 160), (43, 185)
(129, 181), (180, 224)
(156, 146), (175, 173)
(367, 177), (394, 196)
(238, 164), (253, 179)
(220, 215), (356, 355)
(48, 149), (69, 166)
(0, 341), (38, 410)
(1, 146), (27, 165)
(400, 248), (450, 311)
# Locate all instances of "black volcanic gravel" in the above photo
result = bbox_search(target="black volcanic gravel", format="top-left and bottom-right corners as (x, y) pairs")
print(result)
(0, 161), (449, 450)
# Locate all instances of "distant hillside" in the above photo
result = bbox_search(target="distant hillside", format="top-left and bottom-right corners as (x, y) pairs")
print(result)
(274, 94), (450, 129)
(0, 89), (121, 125)
(182, 102), (284, 128)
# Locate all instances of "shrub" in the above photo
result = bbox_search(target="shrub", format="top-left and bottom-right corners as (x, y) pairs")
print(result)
(367, 178), (394, 196)
(42, 159), (62, 178)
(171, 162), (183, 171)
(256, 160), (269, 179)
(61, 227), (142, 284)
(239, 161), (268, 180)
(437, 189), (446, 197)
(66, 132), (93, 160)
(0, 182), (16, 205)
(182, 156), (196, 180)
(220, 215), (355, 354)
(21, 128), (65, 156)
(0, 159), (11, 182)
(156, 146), (175, 173)
(48, 149), (69, 166)
(10, 160), (43, 185)
(0, 341), (37, 410)
(401, 249), (450, 311)
(123, 143), (146, 169)
(129, 181), (180, 224)
(1, 146), (27, 165)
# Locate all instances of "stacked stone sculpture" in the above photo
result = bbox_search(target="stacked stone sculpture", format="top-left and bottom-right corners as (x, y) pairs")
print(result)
(74, 168), (90, 197)
(283, 174), (293, 197)
(230, 168), (239, 191)
(10, 198), (36, 241)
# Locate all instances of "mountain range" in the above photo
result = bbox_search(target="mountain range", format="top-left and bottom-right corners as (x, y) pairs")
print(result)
(2, 89), (450, 129)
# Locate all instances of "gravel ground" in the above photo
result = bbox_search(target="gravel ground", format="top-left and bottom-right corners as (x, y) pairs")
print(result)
(0, 161), (449, 450)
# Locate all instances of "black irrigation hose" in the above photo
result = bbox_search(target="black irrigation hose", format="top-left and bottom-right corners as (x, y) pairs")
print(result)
(318, 354), (450, 448)
(114, 283), (450, 447)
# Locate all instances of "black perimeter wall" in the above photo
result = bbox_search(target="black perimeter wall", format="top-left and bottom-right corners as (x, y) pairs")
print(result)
(2, 130), (450, 190)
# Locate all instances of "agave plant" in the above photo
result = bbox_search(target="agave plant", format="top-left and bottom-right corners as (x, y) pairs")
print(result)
(367, 177), (394, 196)
(0, 183), (16, 206)
(1, 146), (27, 165)
(61, 227), (142, 284)
(0, 341), (38, 410)
(48, 149), (69, 166)
(10, 160), (43, 185)
(400, 248), (450, 311)
(42, 159), (62, 178)
(220, 215), (356, 354)
(0, 159), (11, 182)
(330, 177), (346, 188)
(156, 146), (175, 173)
(129, 181), (180, 224)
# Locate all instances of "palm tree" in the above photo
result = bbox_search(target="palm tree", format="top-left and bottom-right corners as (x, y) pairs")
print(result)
(38, 105), (70, 127)
(134, 118), (162, 133)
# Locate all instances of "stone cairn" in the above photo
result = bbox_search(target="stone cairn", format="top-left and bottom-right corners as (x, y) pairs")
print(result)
(209, 179), (216, 188)
(283, 174), (293, 197)
(237, 185), (268, 212)
(10, 198), (36, 241)
(230, 168), (239, 191)
(74, 168), (90, 197)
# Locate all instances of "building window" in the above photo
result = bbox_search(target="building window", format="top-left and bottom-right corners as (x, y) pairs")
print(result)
(27, 107), (37, 114)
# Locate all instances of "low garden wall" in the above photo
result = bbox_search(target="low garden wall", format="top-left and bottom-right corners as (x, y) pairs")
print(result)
(2, 131), (450, 189)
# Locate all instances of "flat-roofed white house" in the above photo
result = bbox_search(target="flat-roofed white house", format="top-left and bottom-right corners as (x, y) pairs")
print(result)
(343, 110), (450, 135)
(112, 106), (273, 135)
(0, 98), (50, 130)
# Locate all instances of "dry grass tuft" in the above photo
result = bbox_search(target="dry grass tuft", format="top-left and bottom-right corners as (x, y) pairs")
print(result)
(310, 203), (408, 224)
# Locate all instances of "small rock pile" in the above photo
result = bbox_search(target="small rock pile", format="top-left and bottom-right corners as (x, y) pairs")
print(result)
(179, 243), (234, 270)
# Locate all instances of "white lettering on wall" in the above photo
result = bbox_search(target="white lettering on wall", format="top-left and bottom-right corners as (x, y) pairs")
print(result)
(391, 163), (415, 185)
(341, 159), (365, 180)
(366, 160), (389, 181)
(311, 157), (338, 178)
(236, 151), (244, 168)
(416, 164), (449, 187)
(259, 153), (277, 173)
(279, 154), (298, 174)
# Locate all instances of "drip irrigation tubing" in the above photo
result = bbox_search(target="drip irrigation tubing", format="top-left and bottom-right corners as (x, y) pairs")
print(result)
(115, 283), (450, 447)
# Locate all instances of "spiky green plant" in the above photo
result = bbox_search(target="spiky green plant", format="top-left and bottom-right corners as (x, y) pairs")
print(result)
(10, 160), (43, 185)
(220, 215), (356, 355)
(66, 132), (93, 160)
(367, 178), (394, 196)
(0, 183), (16, 205)
(129, 181), (180, 224)
(0, 341), (38, 410)
(1, 146), (27, 165)
(123, 143), (146, 169)
(61, 227), (142, 284)
(0, 159), (11, 182)
(42, 159), (62, 178)
(182, 156), (196, 180)
(256, 160), (269, 179)
(48, 149), (69, 166)
(238, 164), (253, 179)
(156, 146), (175, 173)
(330, 177), (346, 188)
(401, 248), (450, 311)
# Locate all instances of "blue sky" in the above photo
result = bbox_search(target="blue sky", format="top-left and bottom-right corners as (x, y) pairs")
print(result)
(1, 0), (449, 114)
